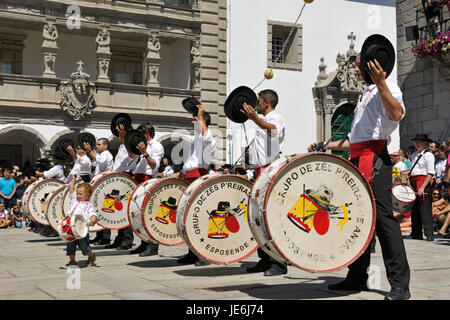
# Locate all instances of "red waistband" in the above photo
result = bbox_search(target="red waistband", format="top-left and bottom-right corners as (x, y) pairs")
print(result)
(350, 140), (387, 158)
(134, 174), (151, 184)
(410, 175), (427, 182)
(185, 168), (208, 179)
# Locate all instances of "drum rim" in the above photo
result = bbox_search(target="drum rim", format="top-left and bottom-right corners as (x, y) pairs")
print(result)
(138, 177), (189, 246)
(44, 184), (67, 233)
(91, 172), (137, 230)
(391, 183), (416, 204)
(181, 174), (258, 265)
(26, 178), (65, 226)
(255, 153), (376, 273)
(22, 180), (40, 215)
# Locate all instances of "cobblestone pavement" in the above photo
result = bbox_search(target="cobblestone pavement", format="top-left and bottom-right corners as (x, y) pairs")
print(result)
(1, 227), (449, 300)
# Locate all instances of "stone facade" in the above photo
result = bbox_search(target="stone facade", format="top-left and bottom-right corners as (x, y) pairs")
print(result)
(396, 0), (450, 148)
(0, 0), (227, 166)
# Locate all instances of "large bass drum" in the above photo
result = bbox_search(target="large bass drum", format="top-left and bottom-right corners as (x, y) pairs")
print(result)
(249, 153), (376, 273)
(24, 179), (65, 225)
(128, 177), (189, 245)
(177, 173), (258, 265)
(90, 172), (138, 230)
(44, 184), (67, 232)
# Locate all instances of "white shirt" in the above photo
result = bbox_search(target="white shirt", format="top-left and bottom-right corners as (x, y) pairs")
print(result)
(67, 192), (96, 222)
(94, 150), (113, 174)
(410, 150), (435, 176)
(249, 110), (286, 167)
(113, 144), (134, 173)
(394, 161), (407, 173)
(67, 155), (92, 183)
(348, 81), (406, 144)
(44, 165), (66, 181)
(183, 129), (216, 171)
(133, 139), (164, 176)
(436, 158), (447, 182)
(162, 165), (175, 178)
(0, 209), (8, 219)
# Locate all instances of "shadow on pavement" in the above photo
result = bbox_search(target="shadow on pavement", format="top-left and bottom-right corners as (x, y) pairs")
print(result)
(127, 259), (181, 268)
(25, 238), (62, 243)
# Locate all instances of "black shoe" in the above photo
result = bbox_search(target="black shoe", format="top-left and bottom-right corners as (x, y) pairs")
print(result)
(426, 236), (434, 241)
(104, 243), (119, 249)
(264, 263), (287, 276)
(177, 252), (198, 264)
(194, 259), (210, 266)
(139, 246), (158, 257)
(130, 244), (148, 254)
(246, 259), (270, 273)
(328, 279), (369, 291)
(384, 287), (411, 300)
(117, 244), (132, 250)
(89, 238), (101, 244)
(96, 239), (111, 245)
(410, 234), (423, 240)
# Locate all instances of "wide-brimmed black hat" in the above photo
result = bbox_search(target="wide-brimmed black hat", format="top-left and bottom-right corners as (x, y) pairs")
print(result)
(111, 113), (132, 137)
(78, 132), (96, 151)
(59, 138), (75, 156)
(224, 86), (257, 123)
(124, 129), (147, 155)
(411, 133), (431, 142)
(162, 197), (177, 208)
(182, 97), (202, 114)
(360, 34), (395, 85)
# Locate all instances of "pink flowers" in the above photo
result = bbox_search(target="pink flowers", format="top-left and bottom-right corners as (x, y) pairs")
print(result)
(411, 30), (450, 59)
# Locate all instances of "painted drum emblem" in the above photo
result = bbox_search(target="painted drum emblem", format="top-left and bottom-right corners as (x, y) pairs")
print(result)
(177, 174), (258, 265)
(25, 179), (65, 225)
(90, 172), (137, 230)
(249, 154), (375, 273)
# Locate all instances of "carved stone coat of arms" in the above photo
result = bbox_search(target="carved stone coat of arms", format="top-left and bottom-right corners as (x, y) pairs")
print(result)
(59, 61), (96, 120)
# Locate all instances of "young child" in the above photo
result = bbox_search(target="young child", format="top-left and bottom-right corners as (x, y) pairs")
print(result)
(62, 174), (97, 269)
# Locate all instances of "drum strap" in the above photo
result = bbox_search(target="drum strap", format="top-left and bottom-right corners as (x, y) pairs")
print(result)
(350, 140), (387, 184)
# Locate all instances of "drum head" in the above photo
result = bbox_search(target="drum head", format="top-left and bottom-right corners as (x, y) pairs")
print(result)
(140, 178), (189, 246)
(392, 184), (416, 203)
(72, 215), (88, 239)
(177, 174), (258, 265)
(44, 184), (67, 232)
(26, 179), (65, 225)
(249, 153), (375, 273)
(90, 172), (137, 229)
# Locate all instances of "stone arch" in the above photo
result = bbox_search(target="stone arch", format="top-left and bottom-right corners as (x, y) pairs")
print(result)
(157, 133), (192, 166)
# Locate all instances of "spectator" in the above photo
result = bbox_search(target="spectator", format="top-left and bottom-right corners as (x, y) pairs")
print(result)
(422, 0), (444, 35)
(435, 145), (448, 186)
(207, 163), (217, 174)
(13, 173), (25, 206)
(431, 187), (447, 234)
(393, 210), (412, 233)
(0, 168), (17, 210)
(0, 201), (11, 228)
(435, 182), (450, 237)
(391, 151), (408, 184)
(407, 145), (416, 162)
(399, 149), (411, 170)
(157, 156), (174, 178)
(0, 167), (3, 178)
(9, 204), (23, 228)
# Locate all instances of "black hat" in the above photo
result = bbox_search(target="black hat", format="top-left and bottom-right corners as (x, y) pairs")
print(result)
(111, 113), (132, 137)
(224, 86), (257, 123)
(182, 97), (201, 114)
(162, 197), (177, 208)
(78, 132), (96, 151)
(124, 129), (147, 155)
(411, 133), (431, 142)
(216, 201), (231, 212)
(360, 34), (395, 85)
(59, 138), (75, 156)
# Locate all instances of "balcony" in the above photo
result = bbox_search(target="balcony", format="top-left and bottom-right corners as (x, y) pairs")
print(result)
(406, 4), (449, 42)
(162, 0), (199, 9)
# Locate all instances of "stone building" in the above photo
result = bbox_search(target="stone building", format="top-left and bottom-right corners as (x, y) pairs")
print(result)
(396, 0), (450, 149)
(0, 0), (227, 169)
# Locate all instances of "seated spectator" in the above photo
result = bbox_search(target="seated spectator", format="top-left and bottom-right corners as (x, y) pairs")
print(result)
(10, 204), (23, 228)
(393, 210), (412, 233)
(0, 201), (11, 228)
(157, 156), (174, 178)
(435, 182), (450, 236)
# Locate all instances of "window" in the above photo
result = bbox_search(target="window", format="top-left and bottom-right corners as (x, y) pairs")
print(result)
(267, 21), (302, 71)
(0, 33), (26, 75)
(109, 46), (144, 85)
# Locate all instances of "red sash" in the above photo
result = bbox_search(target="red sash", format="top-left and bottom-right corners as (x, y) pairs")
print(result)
(410, 175), (427, 201)
(350, 140), (387, 184)
(134, 174), (151, 184)
(185, 168), (208, 179)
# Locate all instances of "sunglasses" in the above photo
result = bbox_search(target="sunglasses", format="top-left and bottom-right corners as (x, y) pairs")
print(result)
(432, 193), (440, 196)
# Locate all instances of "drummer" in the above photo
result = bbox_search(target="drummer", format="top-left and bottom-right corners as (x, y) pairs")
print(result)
(173, 104), (216, 266)
(129, 122), (165, 257)
(240, 89), (287, 277)
(83, 138), (114, 246)
(35, 151), (67, 182)
(66, 144), (92, 183)
(308, 36), (410, 300)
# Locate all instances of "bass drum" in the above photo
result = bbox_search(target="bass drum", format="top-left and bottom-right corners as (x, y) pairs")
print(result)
(24, 179), (66, 225)
(249, 153), (376, 273)
(177, 173), (258, 265)
(61, 177), (104, 233)
(90, 172), (137, 230)
(44, 184), (67, 232)
(22, 181), (39, 222)
(128, 177), (189, 245)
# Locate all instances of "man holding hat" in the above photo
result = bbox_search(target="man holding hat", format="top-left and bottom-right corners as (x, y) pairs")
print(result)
(409, 133), (435, 241)
(66, 144), (92, 183)
(239, 88), (287, 277)
(174, 100), (217, 265)
(83, 138), (114, 245)
(309, 34), (411, 300)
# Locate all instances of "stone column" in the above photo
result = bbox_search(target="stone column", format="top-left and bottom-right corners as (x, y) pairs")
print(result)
(144, 32), (162, 87)
(96, 25), (112, 82)
(41, 18), (59, 78)
(190, 39), (201, 89)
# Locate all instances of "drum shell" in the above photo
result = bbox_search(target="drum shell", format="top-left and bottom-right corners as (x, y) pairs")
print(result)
(26, 179), (65, 225)
(44, 184), (67, 232)
(248, 153), (376, 273)
(391, 183), (416, 213)
(128, 180), (157, 243)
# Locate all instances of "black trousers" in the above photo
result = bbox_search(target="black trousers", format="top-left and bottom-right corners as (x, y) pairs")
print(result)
(410, 180), (434, 238)
(112, 226), (134, 246)
(345, 150), (410, 289)
(96, 229), (111, 241)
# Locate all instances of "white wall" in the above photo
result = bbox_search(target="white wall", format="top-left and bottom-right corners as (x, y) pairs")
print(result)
(227, 0), (399, 163)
